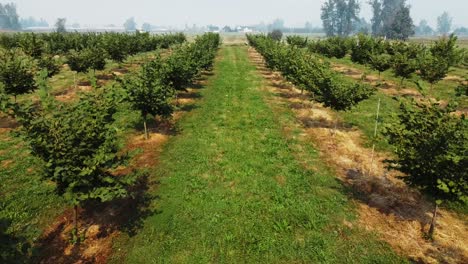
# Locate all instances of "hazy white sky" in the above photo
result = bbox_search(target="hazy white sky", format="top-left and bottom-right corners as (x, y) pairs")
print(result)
(7, 0), (468, 28)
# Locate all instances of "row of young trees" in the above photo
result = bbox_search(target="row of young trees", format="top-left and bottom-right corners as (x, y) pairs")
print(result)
(248, 34), (375, 111)
(288, 34), (467, 238)
(305, 34), (464, 88)
(0, 33), (220, 247)
(120, 33), (221, 139)
(0, 33), (187, 102)
(0, 31), (186, 58)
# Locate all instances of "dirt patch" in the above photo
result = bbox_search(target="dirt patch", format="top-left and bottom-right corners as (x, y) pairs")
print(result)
(55, 85), (93, 103)
(0, 114), (18, 129)
(444, 75), (465, 82)
(249, 47), (468, 264)
(331, 62), (428, 98)
(1, 159), (13, 168)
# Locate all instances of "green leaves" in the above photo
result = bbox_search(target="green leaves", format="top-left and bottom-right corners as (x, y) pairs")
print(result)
(384, 99), (467, 203)
(248, 34), (374, 111)
(11, 87), (134, 206)
(67, 47), (107, 73)
(0, 48), (37, 98)
(309, 37), (350, 59)
(369, 53), (392, 74)
(286, 36), (308, 48)
(120, 33), (220, 138)
(392, 52), (417, 84)
(120, 62), (175, 120)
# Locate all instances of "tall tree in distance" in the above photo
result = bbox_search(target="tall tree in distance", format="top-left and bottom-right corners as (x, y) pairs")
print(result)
(416, 20), (434, 36)
(142, 22), (152, 32)
(268, 18), (285, 31)
(370, 0), (382, 36)
(55, 18), (67, 33)
(321, 0), (360, 37)
(370, 0), (414, 39)
(386, 3), (414, 40)
(0, 3), (21, 30)
(437, 12), (453, 36)
(124, 17), (137, 32)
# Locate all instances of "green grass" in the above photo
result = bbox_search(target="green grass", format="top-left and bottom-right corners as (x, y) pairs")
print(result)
(114, 46), (406, 263)
(0, 132), (66, 258)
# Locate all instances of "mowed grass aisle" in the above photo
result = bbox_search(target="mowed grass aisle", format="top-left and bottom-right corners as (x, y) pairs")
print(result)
(117, 46), (406, 263)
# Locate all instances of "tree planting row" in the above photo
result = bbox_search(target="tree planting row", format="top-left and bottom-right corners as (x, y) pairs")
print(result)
(284, 34), (467, 237)
(0, 33), (187, 100)
(0, 33), (220, 254)
(289, 34), (466, 89)
(248, 34), (375, 111)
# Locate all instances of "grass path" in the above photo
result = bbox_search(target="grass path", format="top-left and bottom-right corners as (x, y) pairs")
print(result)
(117, 46), (405, 263)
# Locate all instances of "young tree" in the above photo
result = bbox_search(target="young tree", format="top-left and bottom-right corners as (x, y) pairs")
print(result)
(67, 48), (107, 74)
(120, 61), (174, 139)
(37, 55), (61, 78)
(286, 36), (308, 48)
(418, 53), (449, 89)
(0, 49), (37, 101)
(55, 18), (67, 33)
(429, 34), (463, 69)
(124, 17), (137, 32)
(417, 34), (462, 89)
(384, 100), (467, 238)
(392, 52), (417, 86)
(11, 88), (134, 242)
(369, 53), (392, 79)
(437, 12), (452, 36)
(101, 33), (130, 63)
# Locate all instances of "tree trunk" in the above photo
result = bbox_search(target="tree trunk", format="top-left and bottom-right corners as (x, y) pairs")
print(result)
(74, 72), (77, 90)
(143, 119), (148, 140)
(428, 203), (439, 239)
(73, 205), (78, 235)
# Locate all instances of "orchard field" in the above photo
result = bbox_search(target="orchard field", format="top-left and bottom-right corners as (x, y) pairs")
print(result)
(0, 32), (467, 264)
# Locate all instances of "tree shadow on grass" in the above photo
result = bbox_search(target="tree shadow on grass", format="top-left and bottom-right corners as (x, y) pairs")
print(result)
(342, 169), (431, 223)
(298, 116), (354, 131)
(340, 170), (468, 263)
(0, 218), (30, 264)
(0, 116), (18, 129)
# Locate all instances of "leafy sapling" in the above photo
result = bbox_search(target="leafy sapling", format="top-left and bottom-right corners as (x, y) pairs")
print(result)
(12, 88), (135, 243)
(384, 99), (467, 239)
(0, 49), (37, 102)
(120, 61), (174, 140)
